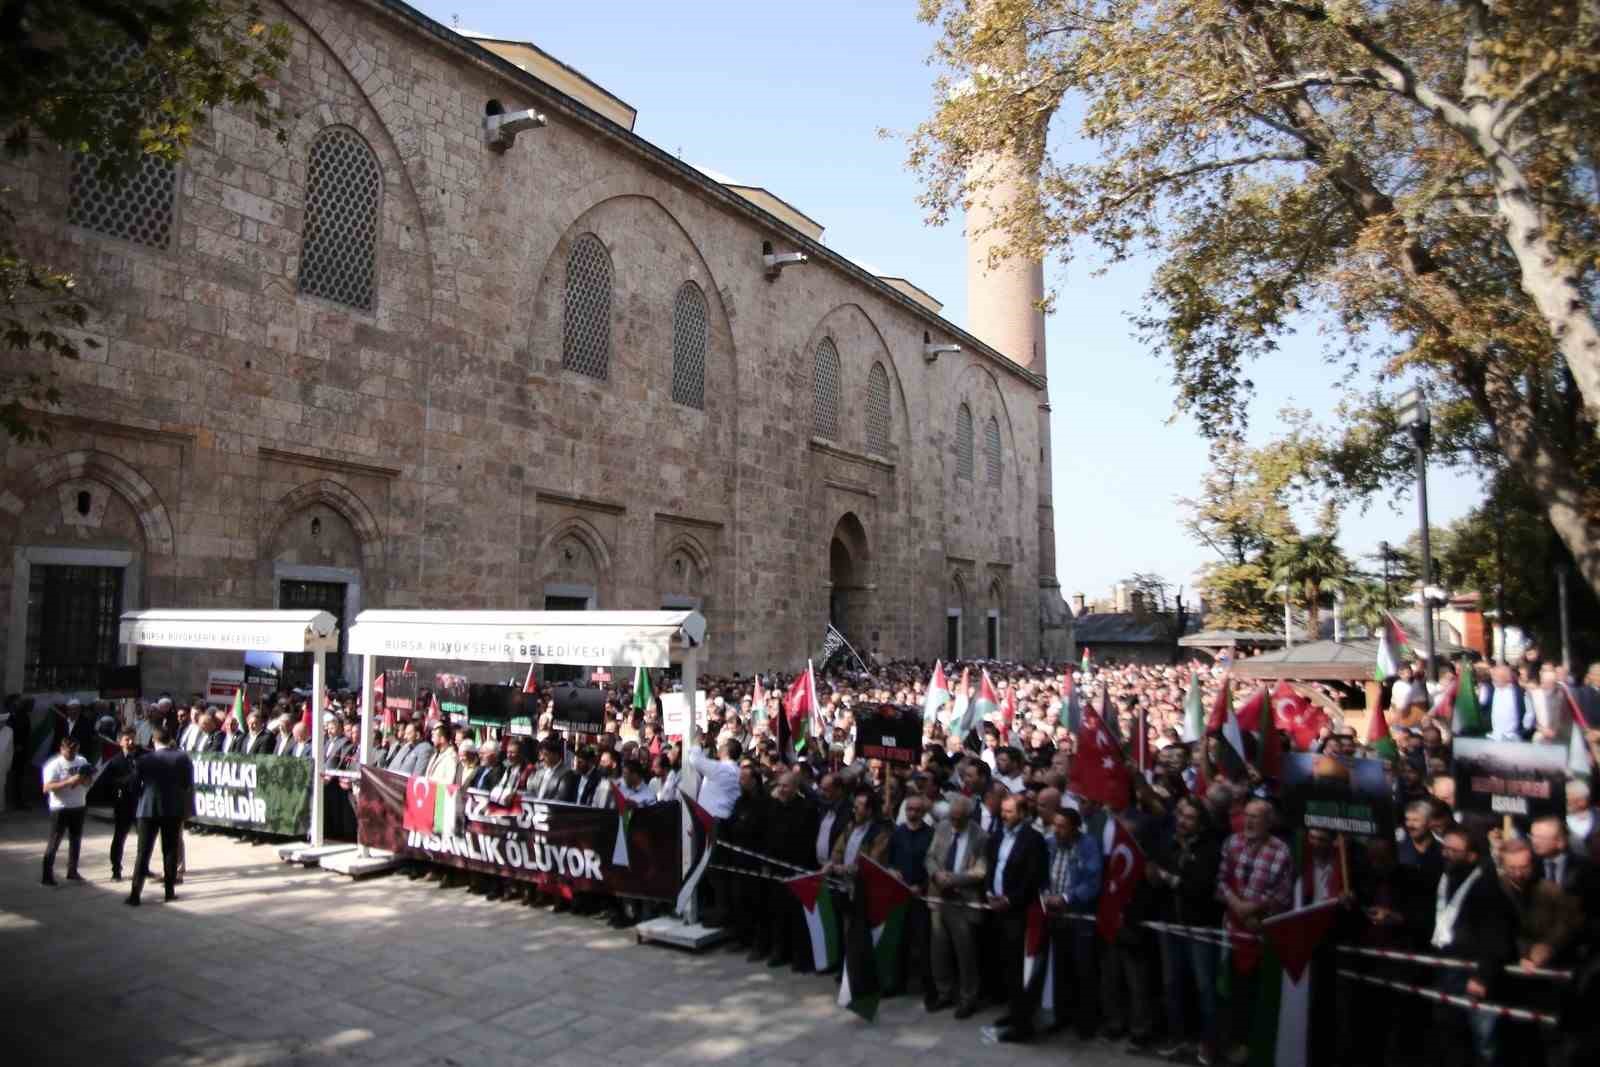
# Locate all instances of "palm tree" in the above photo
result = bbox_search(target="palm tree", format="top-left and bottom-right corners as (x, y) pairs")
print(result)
(1268, 534), (1353, 640)
(1340, 579), (1389, 638)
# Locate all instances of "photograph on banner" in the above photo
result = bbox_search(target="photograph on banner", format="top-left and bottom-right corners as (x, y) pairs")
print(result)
(206, 668), (244, 706)
(97, 663), (142, 701)
(1280, 752), (1394, 838)
(243, 649), (282, 689)
(660, 691), (707, 737)
(857, 703), (924, 765)
(549, 683), (606, 735)
(1452, 738), (1568, 820)
(467, 683), (524, 729)
(435, 673), (470, 720)
(356, 766), (682, 900)
(383, 669), (419, 716)
(190, 752), (312, 836)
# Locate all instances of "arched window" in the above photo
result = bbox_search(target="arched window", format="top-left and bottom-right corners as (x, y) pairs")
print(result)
(562, 233), (612, 379)
(985, 416), (1002, 486)
(65, 46), (175, 249)
(812, 337), (841, 439)
(670, 281), (708, 409)
(865, 362), (891, 455)
(955, 403), (974, 480)
(297, 127), (383, 310)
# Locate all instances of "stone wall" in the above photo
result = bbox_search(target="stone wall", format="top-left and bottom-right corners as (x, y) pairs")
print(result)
(0, 0), (1051, 697)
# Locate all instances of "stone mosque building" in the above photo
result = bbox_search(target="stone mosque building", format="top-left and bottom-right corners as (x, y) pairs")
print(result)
(0, 0), (1071, 695)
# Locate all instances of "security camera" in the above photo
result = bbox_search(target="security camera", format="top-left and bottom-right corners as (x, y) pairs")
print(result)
(485, 108), (547, 152)
(923, 342), (961, 363)
(763, 247), (808, 278)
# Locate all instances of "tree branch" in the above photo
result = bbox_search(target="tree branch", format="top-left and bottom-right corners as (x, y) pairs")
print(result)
(1103, 150), (1310, 209)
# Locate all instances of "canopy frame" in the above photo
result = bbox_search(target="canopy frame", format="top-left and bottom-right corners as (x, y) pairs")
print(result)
(117, 609), (339, 847)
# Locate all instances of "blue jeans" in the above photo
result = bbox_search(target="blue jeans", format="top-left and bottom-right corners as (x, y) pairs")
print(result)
(1437, 971), (1498, 1065)
(1161, 929), (1218, 1049)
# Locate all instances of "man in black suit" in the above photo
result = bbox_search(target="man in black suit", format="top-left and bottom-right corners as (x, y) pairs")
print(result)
(572, 745), (605, 806)
(528, 738), (577, 802)
(984, 793), (1049, 1044)
(1530, 816), (1589, 897)
(102, 727), (144, 880)
(53, 698), (96, 754)
(765, 770), (820, 970)
(242, 711), (276, 756)
(127, 727), (195, 906)
(464, 744), (504, 790)
(1431, 828), (1517, 1064)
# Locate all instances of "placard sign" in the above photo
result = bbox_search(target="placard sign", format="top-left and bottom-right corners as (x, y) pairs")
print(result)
(660, 691), (707, 737)
(206, 669), (245, 706)
(1280, 753), (1394, 838)
(383, 670), (418, 715)
(857, 703), (924, 765)
(1453, 738), (1567, 820)
(549, 684), (606, 735)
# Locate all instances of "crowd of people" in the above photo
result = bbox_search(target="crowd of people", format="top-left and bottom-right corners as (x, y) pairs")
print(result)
(7, 649), (1600, 1066)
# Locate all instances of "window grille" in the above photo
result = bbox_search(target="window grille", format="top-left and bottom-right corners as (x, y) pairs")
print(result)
(670, 282), (708, 409)
(297, 127), (382, 310)
(985, 416), (1002, 486)
(562, 233), (612, 379)
(956, 404), (974, 479)
(67, 152), (176, 249)
(23, 564), (123, 691)
(812, 337), (841, 439)
(865, 362), (891, 455)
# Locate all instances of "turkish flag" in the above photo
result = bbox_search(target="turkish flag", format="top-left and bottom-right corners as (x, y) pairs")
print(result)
(1234, 686), (1267, 733)
(1271, 680), (1327, 750)
(1096, 816), (1145, 942)
(403, 775), (437, 833)
(1068, 708), (1131, 810)
(1262, 899), (1341, 981)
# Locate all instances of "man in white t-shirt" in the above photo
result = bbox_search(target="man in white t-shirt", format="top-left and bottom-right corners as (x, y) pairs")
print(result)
(41, 737), (92, 885)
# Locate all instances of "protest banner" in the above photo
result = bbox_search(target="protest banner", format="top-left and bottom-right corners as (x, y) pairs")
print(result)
(549, 683), (606, 735)
(857, 703), (924, 765)
(1452, 738), (1567, 820)
(435, 673), (470, 721)
(660, 691), (707, 736)
(243, 650), (282, 689)
(357, 766), (682, 900)
(190, 752), (312, 836)
(205, 669), (244, 706)
(1280, 753), (1394, 838)
(383, 669), (418, 715)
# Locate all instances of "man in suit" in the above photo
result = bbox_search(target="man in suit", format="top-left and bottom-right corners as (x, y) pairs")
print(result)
(53, 698), (96, 753)
(926, 794), (990, 1018)
(383, 721), (419, 773)
(464, 743), (503, 790)
(573, 745), (605, 806)
(288, 722), (314, 759)
(240, 711), (275, 756)
(984, 793), (1049, 1044)
(811, 772), (850, 871)
(395, 721), (434, 776)
(270, 713), (296, 756)
(1530, 815), (1589, 896)
(527, 738), (576, 802)
(1431, 828), (1518, 1064)
(127, 727), (194, 905)
(764, 770), (820, 968)
(102, 727), (144, 880)
(826, 787), (892, 875)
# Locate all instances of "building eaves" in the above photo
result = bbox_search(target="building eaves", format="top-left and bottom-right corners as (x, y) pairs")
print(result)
(364, 0), (1045, 393)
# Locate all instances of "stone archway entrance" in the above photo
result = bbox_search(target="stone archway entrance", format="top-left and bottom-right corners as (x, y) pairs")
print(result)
(827, 513), (871, 645)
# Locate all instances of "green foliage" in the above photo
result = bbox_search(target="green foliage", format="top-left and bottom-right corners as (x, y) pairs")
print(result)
(0, 0), (289, 442)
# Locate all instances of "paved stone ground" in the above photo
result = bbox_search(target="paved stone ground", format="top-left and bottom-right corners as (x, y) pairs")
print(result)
(2, 809), (1149, 1066)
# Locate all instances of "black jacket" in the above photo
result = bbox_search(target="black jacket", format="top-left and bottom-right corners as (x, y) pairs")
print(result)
(765, 792), (818, 869)
(101, 748), (145, 816)
(1153, 828), (1223, 927)
(984, 823), (1048, 908)
(1438, 863), (1518, 993)
(133, 747), (195, 820)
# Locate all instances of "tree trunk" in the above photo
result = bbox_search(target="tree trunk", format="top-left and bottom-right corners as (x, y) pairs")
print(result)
(1305, 582), (1321, 642)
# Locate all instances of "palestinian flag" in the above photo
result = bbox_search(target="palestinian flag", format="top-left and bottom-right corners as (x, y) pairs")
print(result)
(751, 675), (767, 728)
(1364, 698), (1398, 761)
(1022, 895), (1055, 1027)
(785, 872), (842, 971)
(1207, 684), (1248, 777)
(1059, 673), (1083, 733)
(403, 776), (460, 835)
(946, 667), (971, 733)
(922, 661), (950, 724)
(1080, 647), (1092, 675)
(1563, 685), (1593, 779)
(1453, 661), (1489, 736)
(632, 665), (653, 713)
(225, 687), (247, 733)
(838, 857), (912, 1022)
(1374, 613), (1415, 681)
(612, 786), (633, 867)
(783, 667), (816, 754)
(675, 789), (718, 919)
(1249, 899), (1340, 1067)
(973, 670), (1000, 728)
(1181, 671), (1205, 743)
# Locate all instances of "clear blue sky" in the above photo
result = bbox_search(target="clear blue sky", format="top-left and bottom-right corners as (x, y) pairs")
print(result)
(416, 0), (1482, 603)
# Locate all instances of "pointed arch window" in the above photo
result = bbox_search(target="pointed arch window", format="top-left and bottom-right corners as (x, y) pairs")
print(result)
(865, 362), (891, 455)
(297, 127), (383, 310)
(563, 233), (613, 379)
(985, 416), (1002, 486)
(955, 403), (974, 480)
(812, 337), (841, 439)
(670, 281), (708, 408)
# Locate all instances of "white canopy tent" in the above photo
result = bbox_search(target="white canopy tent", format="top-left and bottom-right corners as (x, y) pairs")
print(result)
(340, 610), (710, 937)
(117, 609), (340, 847)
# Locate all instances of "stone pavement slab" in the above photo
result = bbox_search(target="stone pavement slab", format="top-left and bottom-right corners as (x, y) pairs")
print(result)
(1, 810), (1151, 1066)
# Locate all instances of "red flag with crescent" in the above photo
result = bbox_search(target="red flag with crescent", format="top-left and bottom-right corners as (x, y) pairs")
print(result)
(1096, 816), (1145, 943)
(403, 775), (438, 833)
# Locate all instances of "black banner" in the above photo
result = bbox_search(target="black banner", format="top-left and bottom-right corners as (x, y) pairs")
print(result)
(857, 703), (923, 765)
(435, 673), (470, 717)
(98, 664), (142, 700)
(1280, 753), (1394, 838)
(357, 767), (682, 900)
(190, 752), (312, 836)
(1453, 738), (1567, 820)
(549, 683), (606, 735)
(384, 670), (419, 714)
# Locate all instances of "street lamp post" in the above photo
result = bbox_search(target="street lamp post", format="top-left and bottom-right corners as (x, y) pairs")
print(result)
(1396, 388), (1438, 682)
